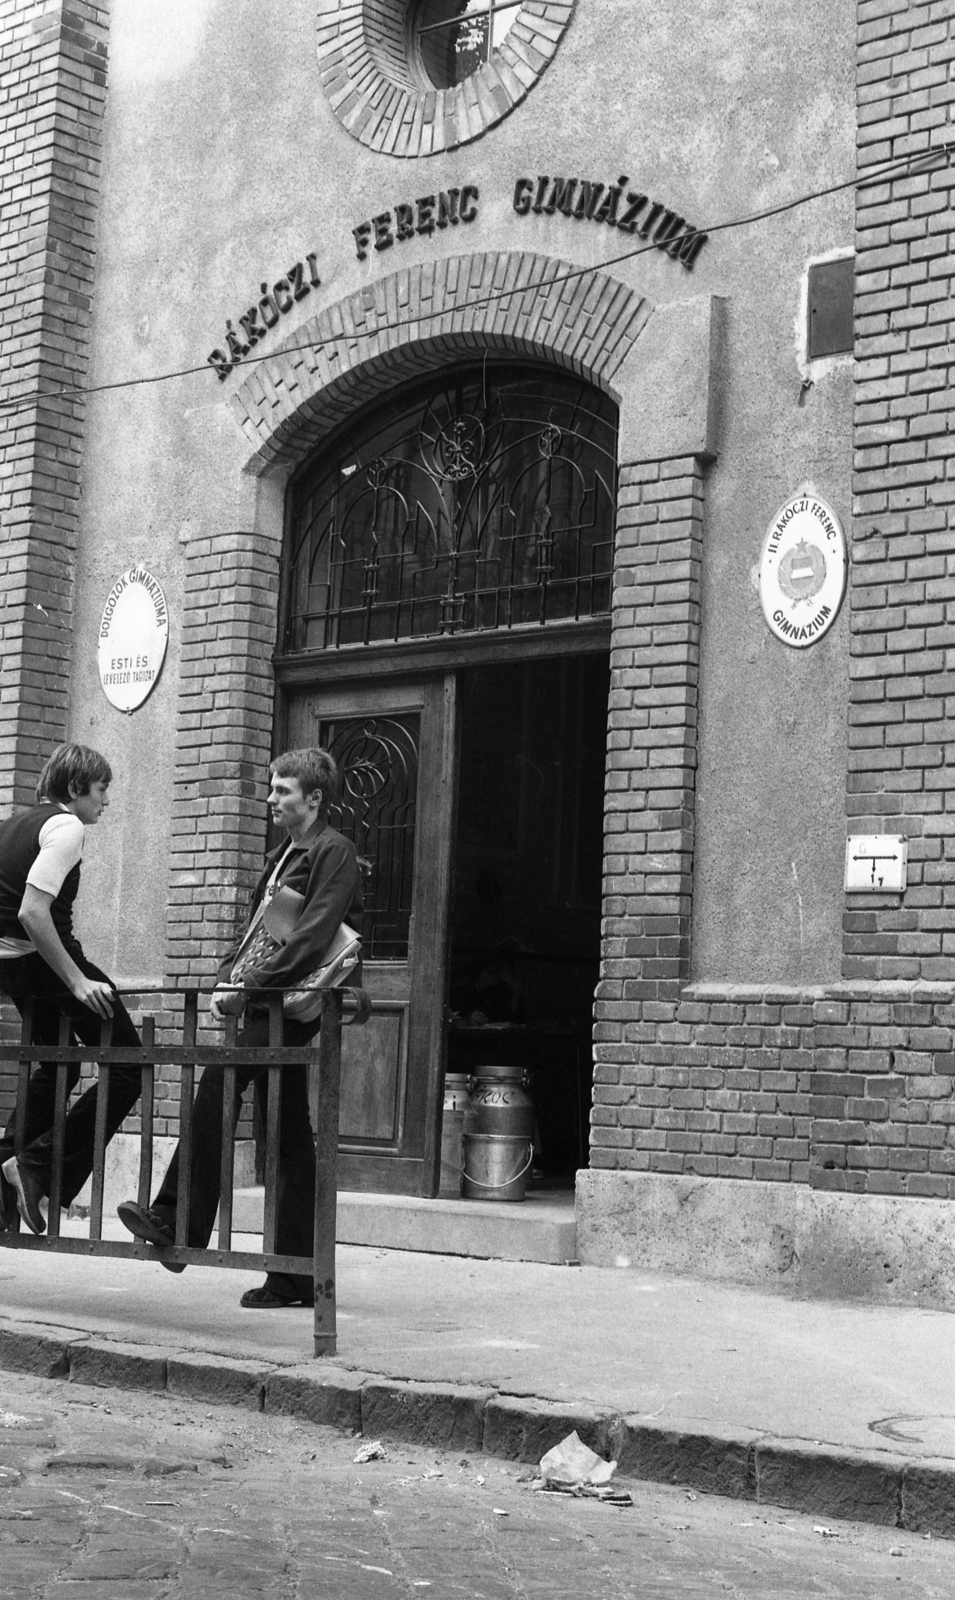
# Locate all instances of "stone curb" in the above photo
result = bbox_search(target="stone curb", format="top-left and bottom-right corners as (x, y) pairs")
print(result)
(2, 1318), (953, 1538)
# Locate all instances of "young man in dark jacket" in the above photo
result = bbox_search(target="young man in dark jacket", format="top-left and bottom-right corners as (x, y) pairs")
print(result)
(0, 743), (141, 1234)
(118, 747), (362, 1308)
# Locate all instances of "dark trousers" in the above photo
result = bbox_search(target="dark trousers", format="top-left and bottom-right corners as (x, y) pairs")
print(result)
(0, 948), (141, 1207)
(153, 1011), (318, 1296)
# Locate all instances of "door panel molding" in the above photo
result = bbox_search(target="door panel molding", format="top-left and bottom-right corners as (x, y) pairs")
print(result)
(340, 1000), (409, 1148)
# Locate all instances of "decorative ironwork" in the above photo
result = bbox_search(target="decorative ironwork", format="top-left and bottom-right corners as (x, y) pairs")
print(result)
(425, 413), (486, 481)
(320, 714), (420, 962)
(538, 422), (561, 459)
(413, 0), (522, 91)
(283, 365), (618, 654)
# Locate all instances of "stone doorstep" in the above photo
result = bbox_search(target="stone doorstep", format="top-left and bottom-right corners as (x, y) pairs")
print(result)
(68, 1141), (576, 1267)
(231, 1187), (578, 1265)
(1, 1322), (952, 1540)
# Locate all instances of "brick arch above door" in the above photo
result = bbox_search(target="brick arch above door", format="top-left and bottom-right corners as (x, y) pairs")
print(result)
(229, 251), (657, 474)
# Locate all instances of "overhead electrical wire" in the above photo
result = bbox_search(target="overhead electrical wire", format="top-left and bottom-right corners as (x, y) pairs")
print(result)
(0, 140), (951, 422)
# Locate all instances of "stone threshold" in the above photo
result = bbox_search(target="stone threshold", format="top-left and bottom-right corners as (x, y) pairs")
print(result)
(232, 1187), (578, 1265)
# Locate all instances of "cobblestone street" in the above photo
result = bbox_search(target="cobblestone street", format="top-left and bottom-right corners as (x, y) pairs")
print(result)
(1, 1371), (955, 1598)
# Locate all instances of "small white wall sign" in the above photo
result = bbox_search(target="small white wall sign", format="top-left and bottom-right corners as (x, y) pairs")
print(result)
(98, 566), (169, 713)
(845, 835), (907, 893)
(759, 491), (847, 648)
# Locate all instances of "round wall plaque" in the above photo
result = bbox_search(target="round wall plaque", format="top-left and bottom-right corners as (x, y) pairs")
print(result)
(759, 491), (847, 648)
(97, 566), (169, 712)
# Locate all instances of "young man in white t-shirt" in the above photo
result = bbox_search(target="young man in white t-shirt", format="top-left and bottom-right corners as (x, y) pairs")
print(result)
(0, 743), (141, 1235)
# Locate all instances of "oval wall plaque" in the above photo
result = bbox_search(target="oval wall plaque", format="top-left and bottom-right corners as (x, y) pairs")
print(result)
(97, 566), (169, 712)
(759, 491), (847, 649)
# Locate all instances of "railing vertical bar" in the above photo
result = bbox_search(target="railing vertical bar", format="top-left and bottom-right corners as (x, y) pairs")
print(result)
(262, 992), (282, 1257)
(313, 990), (342, 1357)
(175, 991), (198, 1248)
(137, 1017), (155, 1209)
(12, 1000), (33, 1155)
(218, 1059), (236, 1251)
(88, 1013), (114, 1240)
(46, 1012), (73, 1238)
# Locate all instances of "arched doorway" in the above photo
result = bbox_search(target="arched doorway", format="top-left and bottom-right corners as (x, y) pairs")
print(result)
(276, 362), (617, 1195)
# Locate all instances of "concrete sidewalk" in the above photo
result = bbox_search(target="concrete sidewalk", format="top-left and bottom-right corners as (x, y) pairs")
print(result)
(1, 1224), (954, 1537)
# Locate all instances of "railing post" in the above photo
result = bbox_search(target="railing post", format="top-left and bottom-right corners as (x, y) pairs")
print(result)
(312, 988), (343, 1357)
(262, 992), (284, 1256)
(89, 1011), (114, 1239)
(44, 1011), (71, 1236)
(217, 1009), (239, 1251)
(175, 991), (199, 1248)
(137, 1016), (155, 1209)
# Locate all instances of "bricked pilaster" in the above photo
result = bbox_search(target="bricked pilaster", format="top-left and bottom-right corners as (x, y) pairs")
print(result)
(0, 1), (110, 1118)
(591, 455), (704, 1172)
(847, 0), (955, 980)
(0, 1), (110, 810)
(165, 533), (281, 997)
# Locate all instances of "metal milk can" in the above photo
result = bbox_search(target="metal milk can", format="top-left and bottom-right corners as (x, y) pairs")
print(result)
(469, 1063), (535, 1141)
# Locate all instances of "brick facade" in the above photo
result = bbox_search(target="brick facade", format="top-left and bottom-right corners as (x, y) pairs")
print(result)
(0, 0), (109, 812)
(3, 0), (955, 1235)
(589, 0), (955, 1208)
(0, 0), (109, 1113)
(848, 0), (955, 981)
(592, 982), (955, 1198)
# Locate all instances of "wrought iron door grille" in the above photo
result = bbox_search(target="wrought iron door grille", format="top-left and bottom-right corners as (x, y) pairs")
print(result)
(283, 368), (618, 654)
(319, 714), (419, 962)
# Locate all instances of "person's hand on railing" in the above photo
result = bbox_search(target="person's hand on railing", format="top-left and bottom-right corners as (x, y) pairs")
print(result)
(210, 983), (245, 1022)
(71, 975), (116, 1018)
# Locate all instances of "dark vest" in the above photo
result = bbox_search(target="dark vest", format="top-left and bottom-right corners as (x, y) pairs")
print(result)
(0, 803), (81, 945)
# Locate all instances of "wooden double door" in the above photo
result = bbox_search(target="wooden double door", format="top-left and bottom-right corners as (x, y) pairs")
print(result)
(285, 675), (456, 1195)
(284, 646), (609, 1195)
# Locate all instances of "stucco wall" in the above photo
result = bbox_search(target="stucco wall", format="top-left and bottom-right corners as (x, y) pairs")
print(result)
(70, 0), (854, 996)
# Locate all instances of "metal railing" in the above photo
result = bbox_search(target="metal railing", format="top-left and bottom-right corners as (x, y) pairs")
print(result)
(0, 985), (371, 1357)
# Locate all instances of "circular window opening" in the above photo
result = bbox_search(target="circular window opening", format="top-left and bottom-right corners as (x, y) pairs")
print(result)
(411, 0), (522, 89)
(315, 1), (576, 157)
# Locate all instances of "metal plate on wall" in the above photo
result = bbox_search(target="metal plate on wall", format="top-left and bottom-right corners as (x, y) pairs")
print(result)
(98, 567), (169, 712)
(845, 835), (907, 893)
(759, 491), (847, 649)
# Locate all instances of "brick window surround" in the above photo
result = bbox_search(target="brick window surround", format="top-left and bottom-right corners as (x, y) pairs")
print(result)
(315, 0), (576, 156)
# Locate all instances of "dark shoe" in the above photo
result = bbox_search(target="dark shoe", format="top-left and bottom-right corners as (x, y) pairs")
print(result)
(240, 1282), (315, 1309)
(1, 1157), (47, 1236)
(117, 1200), (186, 1274)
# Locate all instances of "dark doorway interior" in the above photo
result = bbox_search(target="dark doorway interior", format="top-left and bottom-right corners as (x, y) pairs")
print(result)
(448, 653), (610, 1181)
